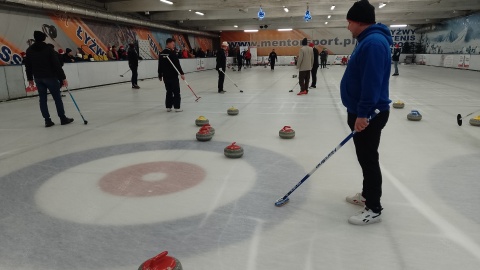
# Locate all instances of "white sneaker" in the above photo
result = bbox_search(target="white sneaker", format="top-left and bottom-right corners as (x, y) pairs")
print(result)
(348, 208), (382, 225)
(175, 109), (183, 112)
(166, 108), (172, 112)
(346, 192), (366, 206)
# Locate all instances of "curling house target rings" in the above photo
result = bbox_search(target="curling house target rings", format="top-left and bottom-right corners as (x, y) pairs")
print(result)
(0, 140), (307, 269)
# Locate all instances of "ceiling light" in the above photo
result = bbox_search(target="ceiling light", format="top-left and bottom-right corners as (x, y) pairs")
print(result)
(328, 15), (331, 19)
(160, 0), (173, 5)
(390, 24), (408, 28)
(234, 25), (238, 28)
(325, 22), (328, 25)
(244, 30), (258, 32)
(330, 5), (335, 10)
(195, 11), (204, 16)
(379, 3), (386, 8)
(283, 6), (289, 13)
(189, 9), (191, 11)
(278, 28), (292, 31)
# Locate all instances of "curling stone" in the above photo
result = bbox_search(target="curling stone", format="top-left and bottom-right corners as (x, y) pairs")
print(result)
(407, 110), (422, 121)
(279, 126), (295, 139)
(469, 115), (480, 126)
(227, 106), (239, 115)
(201, 123), (215, 135)
(195, 116), (209, 126)
(138, 251), (183, 270)
(196, 126), (213, 141)
(392, 100), (405, 109)
(224, 142), (244, 158)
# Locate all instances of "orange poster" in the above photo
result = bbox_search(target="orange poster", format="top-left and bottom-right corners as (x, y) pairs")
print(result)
(0, 35), (22, 65)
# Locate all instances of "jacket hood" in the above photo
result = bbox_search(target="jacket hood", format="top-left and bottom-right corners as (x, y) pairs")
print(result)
(357, 23), (393, 46)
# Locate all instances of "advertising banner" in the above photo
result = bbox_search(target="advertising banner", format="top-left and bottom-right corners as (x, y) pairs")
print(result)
(0, 8), (213, 65)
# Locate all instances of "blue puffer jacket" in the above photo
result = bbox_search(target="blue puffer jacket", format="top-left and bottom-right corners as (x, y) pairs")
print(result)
(340, 23), (393, 118)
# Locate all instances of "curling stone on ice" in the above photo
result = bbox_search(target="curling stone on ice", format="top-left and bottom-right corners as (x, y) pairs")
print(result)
(201, 123), (215, 135)
(224, 142), (244, 158)
(196, 125), (214, 141)
(227, 106), (239, 115)
(138, 251), (183, 270)
(392, 100), (405, 109)
(195, 116), (209, 126)
(469, 115), (480, 126)
(407, 110), (422, 121)
(279, 126), (295, 139)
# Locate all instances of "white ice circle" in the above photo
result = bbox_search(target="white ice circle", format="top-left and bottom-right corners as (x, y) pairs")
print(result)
(34, 150), (256, 226)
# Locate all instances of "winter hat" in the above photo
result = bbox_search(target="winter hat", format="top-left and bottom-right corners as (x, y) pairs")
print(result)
(309, 42), (314, 48)
(58, 49), (64, 54)
(395, 44), (400, 48)
(301, 38), (308, 46)
(119, 45), (124, 49)
(20, 52), (26, 57)
(347, 0), (376, 24)
(65, 48), (72, 54)
(221, 41), (229, 47)
(34, 30), (46, 42)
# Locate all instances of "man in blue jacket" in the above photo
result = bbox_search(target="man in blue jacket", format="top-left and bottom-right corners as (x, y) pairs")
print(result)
(341, 0), (392, 225)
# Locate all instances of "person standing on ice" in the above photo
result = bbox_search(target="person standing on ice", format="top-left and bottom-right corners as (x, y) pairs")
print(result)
(392, 44), (401, 76)
(216, 41), (228, 93)
(158, 38), (185, 112)
(341, 0), (392, 225)
(25, 31), (73, 127)
(268, 49), (278, 70)
(296, 38), (313, 95)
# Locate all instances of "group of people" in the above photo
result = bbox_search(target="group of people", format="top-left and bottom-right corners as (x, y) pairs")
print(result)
(294, 40), (330, 95)
(25, 0), (392, 226)
(233, 47), (252, 71)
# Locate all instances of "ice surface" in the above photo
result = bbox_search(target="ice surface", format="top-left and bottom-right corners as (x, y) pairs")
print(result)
(0, 65), (479, 269)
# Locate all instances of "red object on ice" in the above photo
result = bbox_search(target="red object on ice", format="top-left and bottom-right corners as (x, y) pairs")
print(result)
(140, 251), (177, 270)
(198, 125), (211, 134)
(225, 142), (241, 150)
(281, 126), (294, 132)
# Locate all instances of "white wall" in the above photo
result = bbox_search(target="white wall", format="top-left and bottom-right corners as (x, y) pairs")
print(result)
(414, 54), (480, 71)
(0, 58), (217, 101)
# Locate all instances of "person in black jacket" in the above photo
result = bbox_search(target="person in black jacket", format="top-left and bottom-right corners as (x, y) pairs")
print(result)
(392, 44), (401, 76)
(235, 46), (243, 71)
(216, 41), (228, 93)
(309, 43), (319, 88)
(128, 43), (140, 89)
(62, 48), (75, 63)
(320, 48), (328, 69)
(25, 31), (73, 127)
(268, 49), (278, 70)
(158, 38), (185, 112)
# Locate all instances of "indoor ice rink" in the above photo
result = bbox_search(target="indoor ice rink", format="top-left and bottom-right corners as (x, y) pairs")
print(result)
(1, 65), (480, 269)
(1, 0), (480, 270)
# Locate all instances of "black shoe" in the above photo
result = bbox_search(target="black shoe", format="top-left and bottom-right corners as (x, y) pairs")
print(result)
(289, 90), (293, 92)
(132, 85), (140, 89)
(309, 86), (316, 89)
(61, 117), (74, 125)
(392, 73), (399, 76)
(218, 90), (225, 94)
(45, 119), (55, 128)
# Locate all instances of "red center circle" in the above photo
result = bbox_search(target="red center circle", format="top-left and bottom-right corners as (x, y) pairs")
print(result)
(99, 162), (206, 197)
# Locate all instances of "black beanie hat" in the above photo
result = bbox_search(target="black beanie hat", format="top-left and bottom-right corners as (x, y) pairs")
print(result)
(34, 31), (47, 42)
(347, 0), (376, 24)
(66, 48), (72, 54)
(301, 38), (308, 46)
